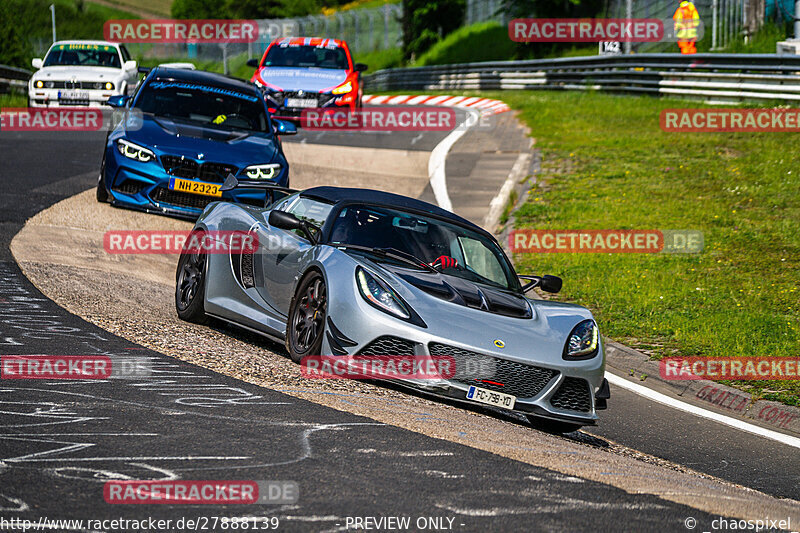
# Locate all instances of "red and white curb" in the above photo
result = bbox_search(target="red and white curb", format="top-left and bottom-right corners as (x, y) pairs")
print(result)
(363, 94), (510, 115)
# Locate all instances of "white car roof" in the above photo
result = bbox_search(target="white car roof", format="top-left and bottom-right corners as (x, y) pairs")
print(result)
(50, 40), (121, 48)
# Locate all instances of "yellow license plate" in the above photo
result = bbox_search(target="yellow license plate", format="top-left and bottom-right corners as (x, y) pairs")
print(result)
(169, 178), (222, 197)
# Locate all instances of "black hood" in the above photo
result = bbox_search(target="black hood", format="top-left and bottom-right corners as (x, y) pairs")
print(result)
(389, 268), (532, 319)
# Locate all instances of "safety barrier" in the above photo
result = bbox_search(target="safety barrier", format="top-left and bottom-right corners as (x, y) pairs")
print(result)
(365, 53), (800, 102)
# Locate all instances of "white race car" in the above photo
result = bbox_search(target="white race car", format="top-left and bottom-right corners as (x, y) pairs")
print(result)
(28, 40), (139, 108)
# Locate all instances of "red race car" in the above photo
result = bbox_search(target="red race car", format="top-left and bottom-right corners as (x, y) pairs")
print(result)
(248, 37), (367, 121)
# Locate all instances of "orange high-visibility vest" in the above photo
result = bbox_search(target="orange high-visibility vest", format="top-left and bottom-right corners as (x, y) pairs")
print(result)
(673, 1), (700, 40)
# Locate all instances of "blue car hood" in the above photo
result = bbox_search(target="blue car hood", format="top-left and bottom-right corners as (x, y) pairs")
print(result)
(257, 67), (347, 92)
(126, 115), (280, 163)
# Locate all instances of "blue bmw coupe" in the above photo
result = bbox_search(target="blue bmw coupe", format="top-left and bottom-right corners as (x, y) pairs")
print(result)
(97, 67), (296, 219)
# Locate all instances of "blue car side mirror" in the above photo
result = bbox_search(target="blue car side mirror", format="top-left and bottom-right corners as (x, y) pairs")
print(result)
(107, 95), (130, 108)
(273, 119), (297, 136)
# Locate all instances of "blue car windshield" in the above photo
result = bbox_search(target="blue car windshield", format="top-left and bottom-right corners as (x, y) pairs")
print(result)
(134, 81), (270, 133)
(329, 205), (517, 290)
(263, 45), (349, 70)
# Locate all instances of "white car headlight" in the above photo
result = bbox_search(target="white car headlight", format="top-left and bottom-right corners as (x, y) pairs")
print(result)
(356, 267), (410, 320)
(563, 320), (599, 359)
(116, 139), (155, 163)
(34, 80), (44, 89)
(244, 163), (281, 180)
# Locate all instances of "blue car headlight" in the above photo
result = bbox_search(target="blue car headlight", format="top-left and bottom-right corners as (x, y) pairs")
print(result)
(116, 139), (155, 163)
(356, 267), (410, 320)
(244, 163), (282, 180)
(563, 320), (599, 360)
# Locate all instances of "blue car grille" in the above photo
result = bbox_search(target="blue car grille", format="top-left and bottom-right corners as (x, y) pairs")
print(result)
(112, 179), (146, 195)
(151, 188), (215, 211)
(550, 377), (592, 412)
(428, 342), (558, 399)
(161, 156), (237, 184)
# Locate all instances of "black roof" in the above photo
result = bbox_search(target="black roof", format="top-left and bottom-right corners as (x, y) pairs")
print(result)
(301, 186), (488, 235)
(150, 67), (259, 95)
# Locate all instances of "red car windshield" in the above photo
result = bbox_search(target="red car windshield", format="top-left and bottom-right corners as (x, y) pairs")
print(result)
(263, 45), (349, 70)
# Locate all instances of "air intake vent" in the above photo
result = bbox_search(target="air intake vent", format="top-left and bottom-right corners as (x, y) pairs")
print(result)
(550, 377), (592, 412)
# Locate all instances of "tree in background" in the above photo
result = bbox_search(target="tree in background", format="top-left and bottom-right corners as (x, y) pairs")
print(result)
(172, 0), (345, 20)
(402, 0), (466, 60)
(0, 1), (34, 67)
(500, 0), (605, 58)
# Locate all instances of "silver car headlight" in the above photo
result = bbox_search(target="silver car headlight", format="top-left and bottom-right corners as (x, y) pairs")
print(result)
(563, 319), (599, 359)
(356, 267), (410, 320)
(244, 163), (281, 180)
(116, 139), (155, 163)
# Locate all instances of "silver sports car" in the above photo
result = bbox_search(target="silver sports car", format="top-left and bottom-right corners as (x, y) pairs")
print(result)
(175, 186), (609, 431)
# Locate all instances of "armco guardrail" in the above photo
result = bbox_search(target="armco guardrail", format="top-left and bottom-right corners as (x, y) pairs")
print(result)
(365, 54), (800, 102)
(0, 64), (32, 93)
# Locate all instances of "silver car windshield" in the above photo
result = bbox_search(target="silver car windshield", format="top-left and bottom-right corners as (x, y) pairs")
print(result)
(329, 205), (517, 290)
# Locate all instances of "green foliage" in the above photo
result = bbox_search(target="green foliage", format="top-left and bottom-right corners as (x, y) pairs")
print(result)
(171, 0), (228, 18)
(724, 22), (790, 53)
(171, 0), (325, 19)
(401, 0), (465, 60)
(0, 0), (137, 68)
(415, 21), (516, 65)
(353, 47), (404, 71)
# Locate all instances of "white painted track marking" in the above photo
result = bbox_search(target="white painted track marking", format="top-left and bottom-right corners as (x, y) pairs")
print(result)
(605, 372), (800, 450)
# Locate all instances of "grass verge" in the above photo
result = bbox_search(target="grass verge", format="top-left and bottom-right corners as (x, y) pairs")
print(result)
(0, 92), (28, 107)
(488, 90), (799, 405)
(376, 88), (800, 406)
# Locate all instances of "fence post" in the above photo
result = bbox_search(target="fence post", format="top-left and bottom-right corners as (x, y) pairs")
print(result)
(384, 4), (390, 49)
(624, 0), (632, 54)
(712, 0), (718, 49)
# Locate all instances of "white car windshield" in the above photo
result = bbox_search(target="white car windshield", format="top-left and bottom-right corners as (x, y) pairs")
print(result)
(44, 44), (121, 69)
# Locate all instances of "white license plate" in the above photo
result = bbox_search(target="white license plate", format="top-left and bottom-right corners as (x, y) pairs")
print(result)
(285, 98), (317, 108)
(59, 90), (89, 101)
(466, 385), (516, 409)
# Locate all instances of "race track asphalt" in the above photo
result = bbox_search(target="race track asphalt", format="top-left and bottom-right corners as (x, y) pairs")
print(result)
(0, 128), (792, 532)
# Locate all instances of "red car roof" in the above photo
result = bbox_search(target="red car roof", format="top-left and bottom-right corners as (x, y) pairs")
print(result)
(272, 37), (347, 48)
